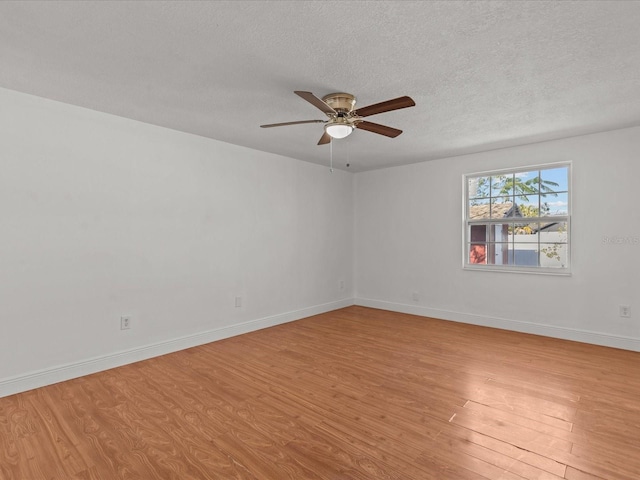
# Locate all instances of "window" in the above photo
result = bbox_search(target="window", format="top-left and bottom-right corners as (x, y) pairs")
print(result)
(464, 163), (570, 274)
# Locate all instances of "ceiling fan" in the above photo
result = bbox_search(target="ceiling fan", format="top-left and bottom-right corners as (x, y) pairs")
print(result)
(260, 91), (416, 145)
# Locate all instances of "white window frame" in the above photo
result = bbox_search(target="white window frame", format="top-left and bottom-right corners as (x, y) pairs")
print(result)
(463, 162), (571, 275)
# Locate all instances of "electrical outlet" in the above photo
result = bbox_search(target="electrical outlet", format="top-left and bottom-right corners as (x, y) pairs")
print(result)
(619, 305), (631, 318)
(339, 280), (345, 291)
(235, 296), (242, 308)
(120, 315), (131, 330)
(412, 292), (420, 302)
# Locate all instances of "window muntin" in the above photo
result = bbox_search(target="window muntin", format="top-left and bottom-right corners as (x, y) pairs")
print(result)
(464, 164), (570, 273)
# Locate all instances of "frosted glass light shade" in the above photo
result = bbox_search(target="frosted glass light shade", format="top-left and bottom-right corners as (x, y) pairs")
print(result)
(325, 123), (353, 139)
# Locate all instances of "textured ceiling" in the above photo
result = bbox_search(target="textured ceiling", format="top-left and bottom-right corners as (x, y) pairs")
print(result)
(1, 0), (640, 172)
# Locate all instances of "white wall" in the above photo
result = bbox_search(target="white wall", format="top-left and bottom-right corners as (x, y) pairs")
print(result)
(355, 126), (640, 351)
(0, 87), (354, 396)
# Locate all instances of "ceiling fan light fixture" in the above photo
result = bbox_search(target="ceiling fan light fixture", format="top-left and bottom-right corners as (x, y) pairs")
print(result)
(261, 91), (415, 144)
(325, 119), (353, 139)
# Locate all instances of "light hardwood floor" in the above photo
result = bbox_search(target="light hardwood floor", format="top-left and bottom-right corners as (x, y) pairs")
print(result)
(1, 306), (639, 479)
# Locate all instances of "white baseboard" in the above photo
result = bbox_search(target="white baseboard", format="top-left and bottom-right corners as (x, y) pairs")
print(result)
(355, 297), (640, 352)
(0, 298), (354, 398)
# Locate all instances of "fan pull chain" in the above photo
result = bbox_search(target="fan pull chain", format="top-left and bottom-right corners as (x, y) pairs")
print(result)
(330, 139), (333, 173)
(346, 139), (350, 169)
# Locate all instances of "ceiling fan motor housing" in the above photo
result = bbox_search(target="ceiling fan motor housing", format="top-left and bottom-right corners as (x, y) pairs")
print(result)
(321, 93), (356, 113)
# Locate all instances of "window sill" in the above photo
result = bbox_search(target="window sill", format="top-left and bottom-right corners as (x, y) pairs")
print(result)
(463, 264), (571, 276)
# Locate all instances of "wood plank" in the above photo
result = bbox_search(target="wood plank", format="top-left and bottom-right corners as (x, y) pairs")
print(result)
(469, 385), (577, 422)
(429, 430), (561, 480)
(570, 443), (640, 478)
(450, 405), (573, 454)
(462, 400), (574, 438)
(564, 466), (607, 480)
(442, 424), (567, 477)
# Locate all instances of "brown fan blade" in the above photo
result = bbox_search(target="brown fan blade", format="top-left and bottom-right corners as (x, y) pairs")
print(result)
(261, 120), (325, 128)
(294, 91), (336, 115)
(356, 121), (403, 138)
(317, 131), (331, 145)
(354, 96), (415, 118)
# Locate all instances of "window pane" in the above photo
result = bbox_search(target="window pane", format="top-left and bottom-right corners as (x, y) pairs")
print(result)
(539, 243), (568, 268)
(539, 221), (568, 238)
(468, 198), (490, 219)
(517, 197), (541, 218)
(510, 242), (540, 266)
(491, 198), (514, 218)
(489, 224), (510, 243)
(491, 174), (512, 197)
(541, 193), (568, 216)
(468, 176), (490, 199)
(540, 166), (569, 194)
(509, 223), (539, 242)
(492, 242), (511, 265)
(469, 243), (487, 264)
(514, 170), (541, 200)
(510, 170), (540, 204)
(469, 224), (488, 242)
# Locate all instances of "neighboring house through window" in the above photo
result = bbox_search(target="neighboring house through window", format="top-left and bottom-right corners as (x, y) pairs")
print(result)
(464, 163), (570, 274)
